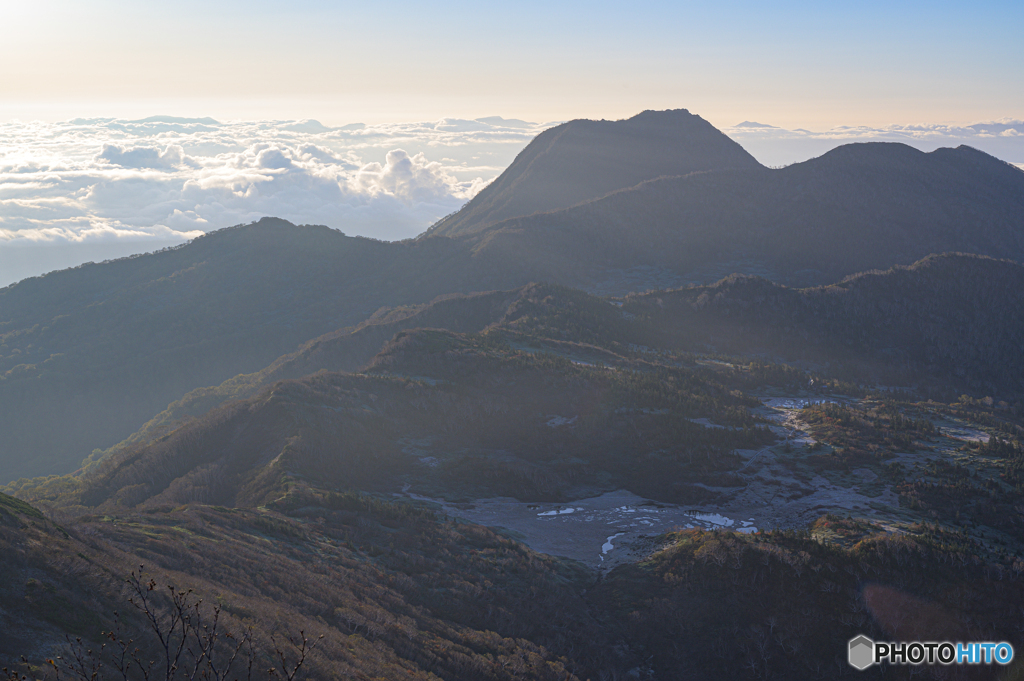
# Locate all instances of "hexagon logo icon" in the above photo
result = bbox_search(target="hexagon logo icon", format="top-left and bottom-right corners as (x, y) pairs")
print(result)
(848, 635), (875, 670)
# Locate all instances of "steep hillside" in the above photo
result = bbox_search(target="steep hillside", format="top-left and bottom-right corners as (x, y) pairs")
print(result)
(105, 288), (525, 453)
(44, 328), (766, 512)
(0, 219), (492, 482)
(424, 109), (761, 238)
(0, 488), (612, 680)
(462, 143), (1024, 289)
(10, 482), (1024, 680)
(623, 253), (1024, 394)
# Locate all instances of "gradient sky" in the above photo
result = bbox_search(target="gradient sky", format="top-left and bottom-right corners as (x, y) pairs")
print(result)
(3, 0), (1022, 130)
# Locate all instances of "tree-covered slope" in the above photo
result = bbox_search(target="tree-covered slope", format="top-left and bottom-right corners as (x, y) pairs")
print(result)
(622, 253), (1024, 394)
(6, 483), (1024, 680)
(0, 219), (497, 482)
(43, 327), (765, 512)
(598, 523), (1024, 679)
(69, 255), (1024, 491)
(0, 487), (612, 680)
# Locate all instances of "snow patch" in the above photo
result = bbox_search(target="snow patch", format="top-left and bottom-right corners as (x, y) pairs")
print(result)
(546, 415), (578, 427)
(692, 512), (735, 527)
(602, 533), (624, 554)
(537, 507), (577, 516)
(762, 397), (838, 410)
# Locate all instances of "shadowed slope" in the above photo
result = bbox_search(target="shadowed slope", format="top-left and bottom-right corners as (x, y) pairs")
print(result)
(0, 487), (609, 680)
(104, 288), (526, 453)
(623, 253), (1024, 394)
(0, 218), (480, 482)
(67, 255), (1024, 489)
(424, 109), (761, 238)
(463, 143), (1024, 289)
(61, 325), (763, 511)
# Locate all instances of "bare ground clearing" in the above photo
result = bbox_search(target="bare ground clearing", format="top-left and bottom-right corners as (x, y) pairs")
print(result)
(401, 395), (1012, 570)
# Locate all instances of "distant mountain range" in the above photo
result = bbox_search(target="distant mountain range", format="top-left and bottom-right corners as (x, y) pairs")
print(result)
(2, 109), (1023, 482)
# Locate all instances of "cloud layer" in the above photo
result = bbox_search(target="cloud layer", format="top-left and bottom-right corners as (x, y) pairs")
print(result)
(0, 115), (552, 257)
(1, 113), (1021, 285)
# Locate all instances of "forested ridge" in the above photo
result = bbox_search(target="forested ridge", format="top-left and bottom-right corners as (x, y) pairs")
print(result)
(65, 255), (1024, 485)
(11, 326), (766, 512)
(623, 253), (1024, 394)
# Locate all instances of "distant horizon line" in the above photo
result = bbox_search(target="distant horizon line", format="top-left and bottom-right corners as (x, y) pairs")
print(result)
(2, 105), (1022, 133)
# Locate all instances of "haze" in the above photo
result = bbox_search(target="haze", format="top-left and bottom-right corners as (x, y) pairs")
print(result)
(1, 0), (1022, 286)
(3, 4), (1024, 674)
(5, 0), (1022, 128)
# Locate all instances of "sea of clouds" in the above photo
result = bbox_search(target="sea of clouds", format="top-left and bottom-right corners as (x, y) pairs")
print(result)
(0, 115), (553, 245)
(0, 115), (551, 284)
(1, 114), (1022, 286)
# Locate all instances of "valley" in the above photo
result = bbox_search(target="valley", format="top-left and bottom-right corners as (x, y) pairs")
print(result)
(401, 488), (758, 571)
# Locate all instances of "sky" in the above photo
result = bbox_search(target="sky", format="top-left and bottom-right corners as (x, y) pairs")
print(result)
(4, 0), (1022, 128)
(1, 0), (1022, 286)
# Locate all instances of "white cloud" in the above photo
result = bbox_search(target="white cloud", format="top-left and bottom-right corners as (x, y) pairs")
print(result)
(97, 143), (191, 169)
(0, 115), (550, 274)
(356, 149), (465, 203)
(3, 111), (1019, 286)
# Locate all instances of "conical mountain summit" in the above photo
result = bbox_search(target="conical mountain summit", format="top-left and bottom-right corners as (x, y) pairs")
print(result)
(425, 108), (761, 238)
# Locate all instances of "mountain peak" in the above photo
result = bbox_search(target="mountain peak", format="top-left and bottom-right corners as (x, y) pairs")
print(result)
(626, 108), (692, 120)
(424, 108), (761, 238)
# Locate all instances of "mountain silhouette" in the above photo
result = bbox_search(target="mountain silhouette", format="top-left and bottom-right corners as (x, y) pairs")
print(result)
(459, 141), (1024, 289)
(425, 109), (761, 237)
